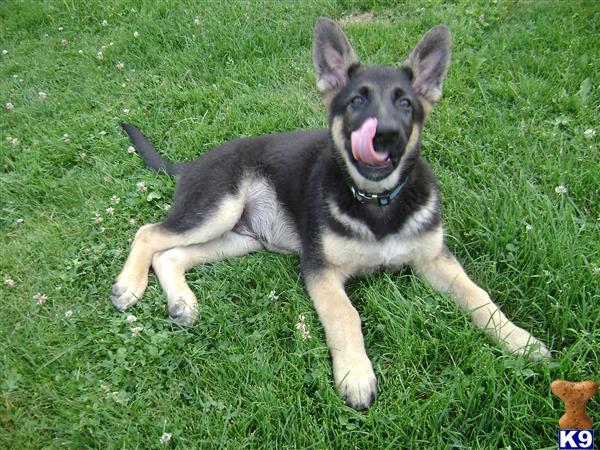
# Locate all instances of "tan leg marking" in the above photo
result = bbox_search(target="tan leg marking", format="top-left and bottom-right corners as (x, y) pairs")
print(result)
(111, 192), (248, 311)
(413, 251), (550, 358)
(152, 232), (263, 326)
(305, 268), (377, 410)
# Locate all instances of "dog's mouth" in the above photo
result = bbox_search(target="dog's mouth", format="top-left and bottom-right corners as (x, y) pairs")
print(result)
(351, 118), (391, 167)
(350, 117), (402, 177)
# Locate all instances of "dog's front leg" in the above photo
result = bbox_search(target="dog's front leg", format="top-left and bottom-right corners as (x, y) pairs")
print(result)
(413, 249), (550, 359)
(304, 268), (377, 410)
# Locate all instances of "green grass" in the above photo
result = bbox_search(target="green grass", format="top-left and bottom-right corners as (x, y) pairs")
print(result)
(1, 0), (599, 448)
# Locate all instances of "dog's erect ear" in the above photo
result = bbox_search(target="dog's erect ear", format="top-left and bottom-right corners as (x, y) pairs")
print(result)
(405, 25), (452, 104)
(312, 17), (359, 100)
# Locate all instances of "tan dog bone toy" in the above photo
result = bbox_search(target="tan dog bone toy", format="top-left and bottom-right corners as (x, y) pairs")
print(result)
(551, 380), (598, 429)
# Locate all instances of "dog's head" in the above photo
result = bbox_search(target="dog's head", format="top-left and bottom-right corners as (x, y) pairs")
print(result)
(313, 18), (451, 192)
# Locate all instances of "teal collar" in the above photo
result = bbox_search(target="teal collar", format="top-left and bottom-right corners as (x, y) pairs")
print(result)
(349, 178), (408, 206)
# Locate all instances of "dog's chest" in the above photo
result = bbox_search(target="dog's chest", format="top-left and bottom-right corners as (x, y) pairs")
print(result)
(321, 191), (442, 273)
(321, 227), (443, 275)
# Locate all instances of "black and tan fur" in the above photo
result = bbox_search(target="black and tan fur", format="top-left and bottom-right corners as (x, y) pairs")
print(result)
(112, 18), (549, 410)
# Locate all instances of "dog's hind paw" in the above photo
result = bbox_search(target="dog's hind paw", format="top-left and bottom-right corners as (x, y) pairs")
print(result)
(111, 277), (147, 311)
(334, 356), (377, 410)
(168, 295), (198, 327)
(163, 284), (198, 327)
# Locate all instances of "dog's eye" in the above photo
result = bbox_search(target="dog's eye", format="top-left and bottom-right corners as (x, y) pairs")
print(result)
(396, 98), (411, 108)
(350, 95), (366, 107)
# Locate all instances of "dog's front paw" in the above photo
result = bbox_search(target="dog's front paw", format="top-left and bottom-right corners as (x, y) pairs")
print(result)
(111, 275), (148, 311)
(503, 326), (551, 360)
(333, 355), (377, 410)
(167, 288), (198, 327)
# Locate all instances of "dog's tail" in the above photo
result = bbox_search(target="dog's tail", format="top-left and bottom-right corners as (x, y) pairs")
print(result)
(121, 123), (181, 176)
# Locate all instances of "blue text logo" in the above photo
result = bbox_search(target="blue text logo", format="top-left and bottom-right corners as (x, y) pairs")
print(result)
(558, 429), (594, 449)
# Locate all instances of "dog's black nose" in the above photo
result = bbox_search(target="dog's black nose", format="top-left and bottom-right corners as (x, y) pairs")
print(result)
(374, 125), (400, 147)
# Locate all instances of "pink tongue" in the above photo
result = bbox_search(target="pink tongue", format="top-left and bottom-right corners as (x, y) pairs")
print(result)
(351, 117), (389, 165)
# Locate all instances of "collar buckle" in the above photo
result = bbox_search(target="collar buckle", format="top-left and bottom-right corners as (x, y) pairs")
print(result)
(349, 179), (407, 207)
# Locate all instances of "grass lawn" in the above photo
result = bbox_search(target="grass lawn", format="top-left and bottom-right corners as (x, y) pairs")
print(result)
(1, 0), (599, 448)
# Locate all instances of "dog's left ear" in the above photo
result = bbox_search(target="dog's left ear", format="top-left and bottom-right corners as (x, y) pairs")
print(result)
(312, 17), (359, 101)
(405, 25), (452, 104)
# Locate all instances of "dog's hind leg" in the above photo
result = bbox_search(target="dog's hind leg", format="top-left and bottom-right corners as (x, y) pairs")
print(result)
(413, 249), (550, 359)
(152, 232), (263, 326)
(111, 189), (248, 311)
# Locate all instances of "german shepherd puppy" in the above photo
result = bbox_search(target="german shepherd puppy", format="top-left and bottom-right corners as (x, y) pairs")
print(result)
(112, 18), (549, 410)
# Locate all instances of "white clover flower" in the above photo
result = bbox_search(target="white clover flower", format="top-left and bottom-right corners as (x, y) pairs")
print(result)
(131, 326), (143, 336)
(267, 290), (279, 300)
(111, 195), (120, 204)
(554, 185), (567, 194)
(295, 314), (311, 340)
(34, 293), (48, 305)
(2, 50), (7, 55)
(5, 102), (14, 110)
(65, 310), (73, 318)
(160, 433), (172, 445)
(137, 181), (147, 192)
(126, 314), (137, 323)
(101, 20), (108, 26)
(15, 218), (24, 225)
(116, 62), (124, 70)
(78, 49), (83, 54)
(61, 39), (68, 46)
(38, 91), (47, 100)
(134, 31), (140, 38)
(106, 207), (114, 215)
(584, 128), (596, 140)
(128, 218), (136, 225)
(194, 17), (201, 26)
(93, 214), (103, 224)
(3, 278), (15, 288)
(123, 108), (129, 113)
(106, 390), (121, 402)
(127, 146), (136, 153)
(96, 51), (104, 60)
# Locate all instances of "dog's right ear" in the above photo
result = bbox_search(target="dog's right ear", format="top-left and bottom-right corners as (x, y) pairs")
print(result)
(312, 17), (359, 102)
